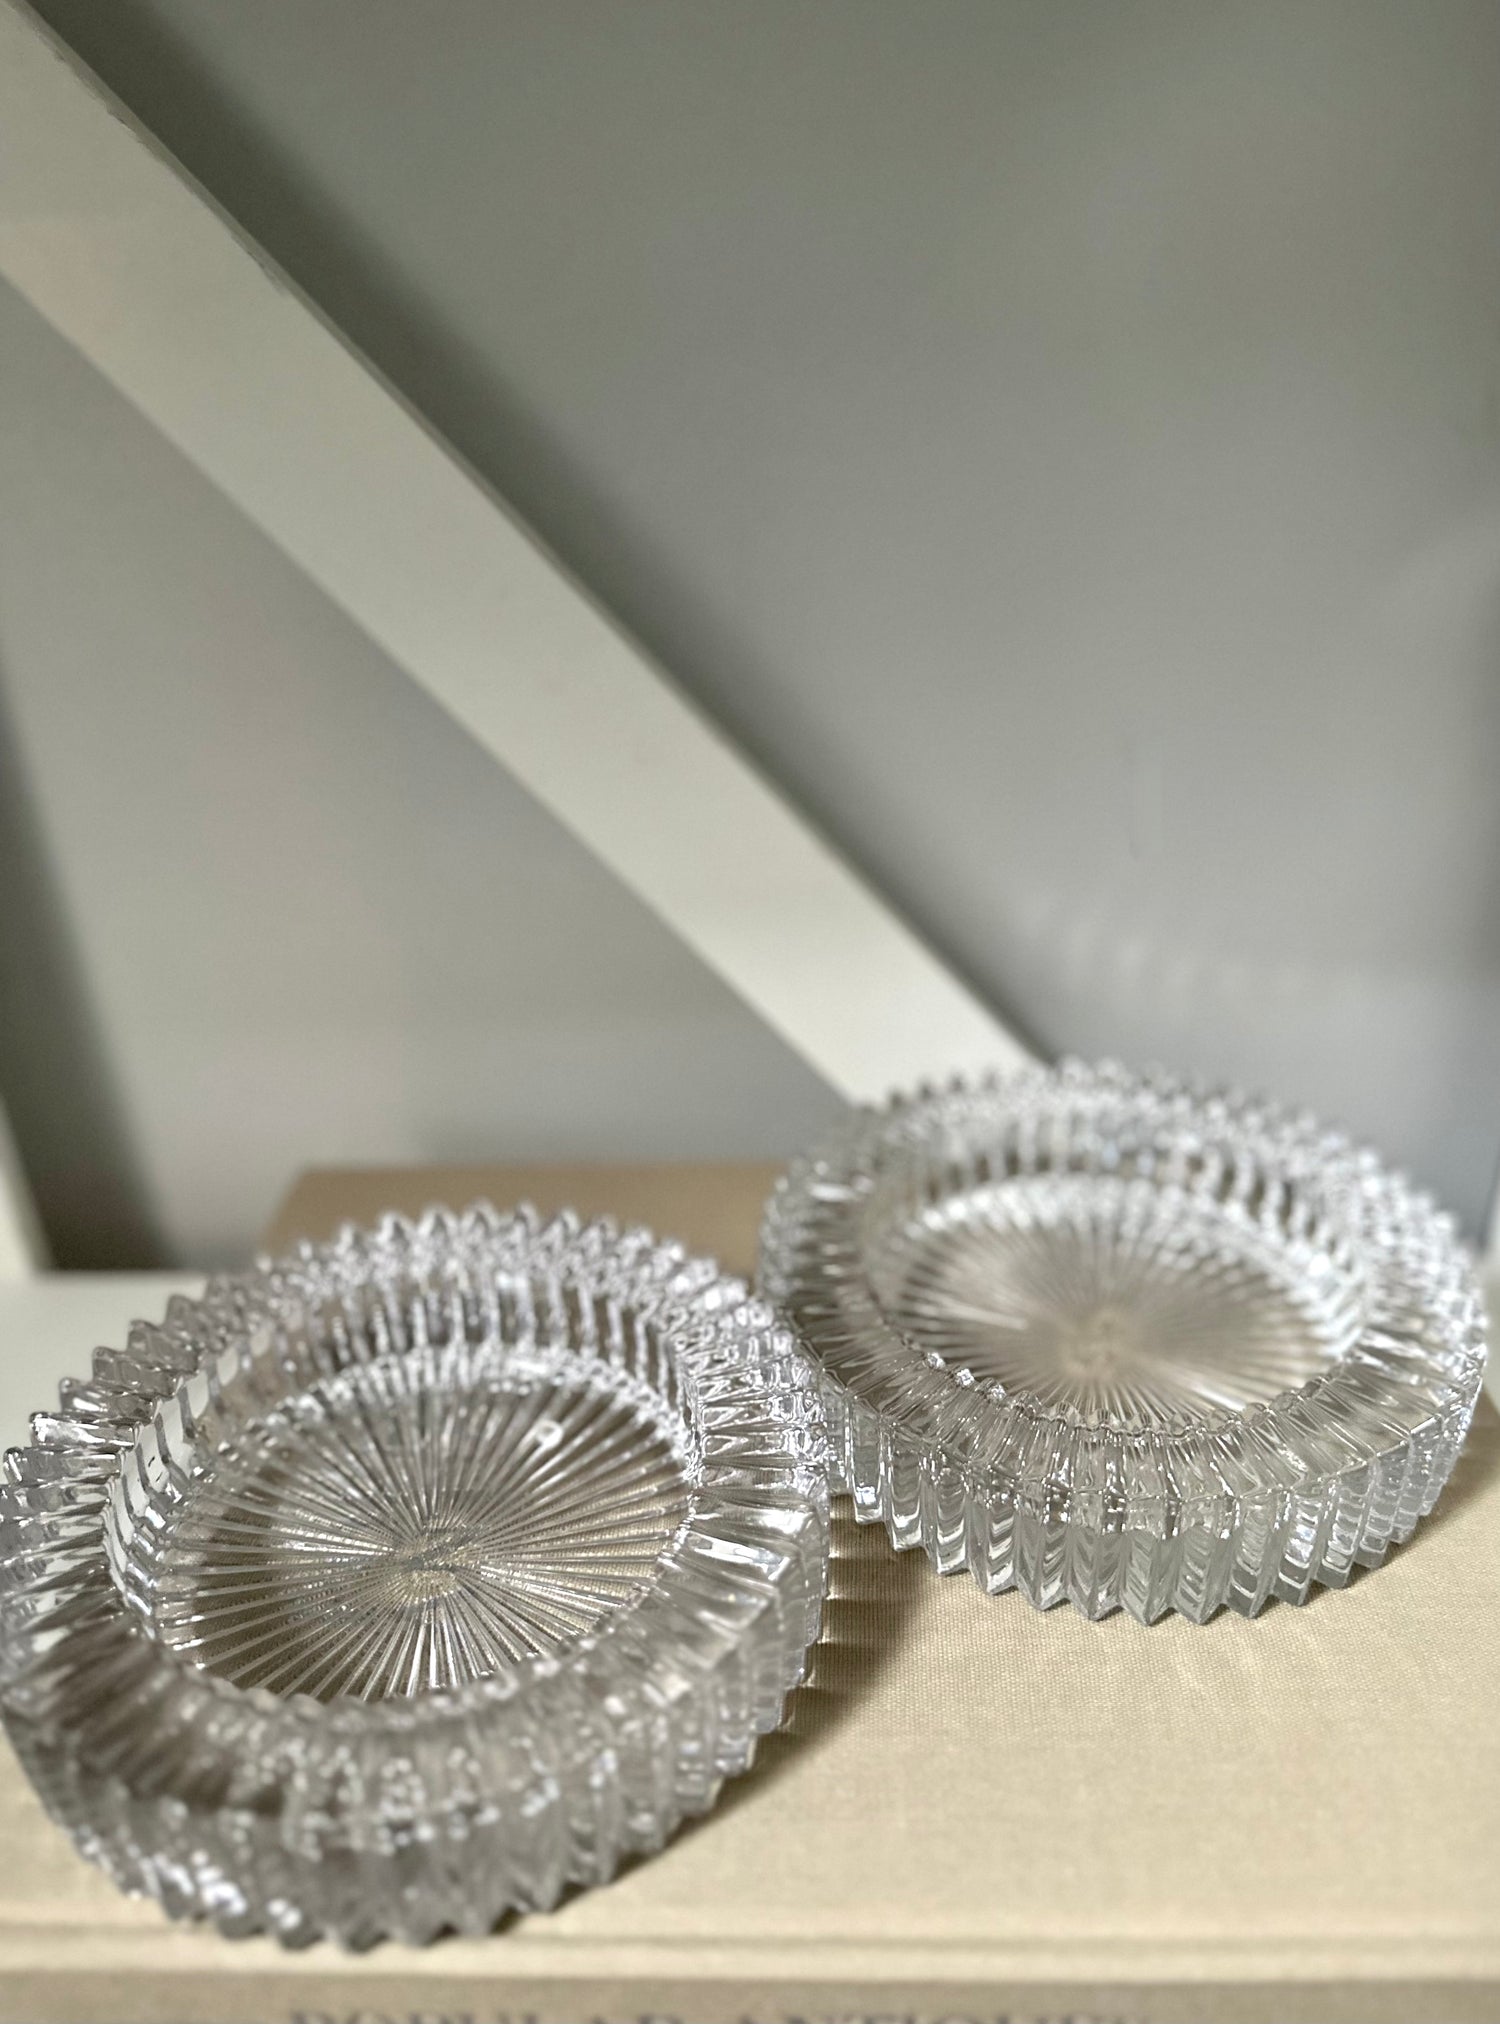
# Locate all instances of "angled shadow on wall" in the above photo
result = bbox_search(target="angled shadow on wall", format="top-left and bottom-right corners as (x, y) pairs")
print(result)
(0, 671), (165, 1267)
(22, 0), (1037, 1067)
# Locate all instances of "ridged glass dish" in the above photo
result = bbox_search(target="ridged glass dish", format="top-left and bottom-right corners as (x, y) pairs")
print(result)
(0, 1208), (829, 1946)
(759, 1061), (1487, 1623)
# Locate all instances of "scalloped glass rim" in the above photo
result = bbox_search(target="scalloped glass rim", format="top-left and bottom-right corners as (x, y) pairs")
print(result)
(0, 1206), (830, 1946)
(758, 1060), (1488, 1624)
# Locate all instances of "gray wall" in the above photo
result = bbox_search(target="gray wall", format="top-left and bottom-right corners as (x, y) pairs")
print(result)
(7, 0), (1500, 1260)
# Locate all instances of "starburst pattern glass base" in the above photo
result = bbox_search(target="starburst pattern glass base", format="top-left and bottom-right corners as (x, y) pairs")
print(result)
(759, 1061), (1487, 1623)
(1, 1209), (829, 1945)
(874, 1176), (1351, 1427)
(130, 1347), (695, 1701)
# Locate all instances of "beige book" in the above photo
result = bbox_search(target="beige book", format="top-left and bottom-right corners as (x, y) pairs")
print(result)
(2, 1163), (1496, 2024)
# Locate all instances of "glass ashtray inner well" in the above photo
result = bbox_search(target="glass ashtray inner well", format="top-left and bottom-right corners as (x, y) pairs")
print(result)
(108, 1328), (697, 1703)
(863, 1170), (1370, 1430)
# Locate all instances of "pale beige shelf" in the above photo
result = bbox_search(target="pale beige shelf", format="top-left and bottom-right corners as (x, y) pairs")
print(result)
(2, 1164), (1497, 2024)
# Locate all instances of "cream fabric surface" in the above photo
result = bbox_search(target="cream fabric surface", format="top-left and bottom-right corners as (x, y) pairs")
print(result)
(0, 1164), (1494, 2024)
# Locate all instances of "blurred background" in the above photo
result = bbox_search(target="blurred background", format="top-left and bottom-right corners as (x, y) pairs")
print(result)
(2, 0), (1499, 1270)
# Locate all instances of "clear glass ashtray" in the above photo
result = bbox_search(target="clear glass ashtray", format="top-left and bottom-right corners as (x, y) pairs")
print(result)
(0, 1208), (829, 1946)
(759, 1060), (1487, 1624)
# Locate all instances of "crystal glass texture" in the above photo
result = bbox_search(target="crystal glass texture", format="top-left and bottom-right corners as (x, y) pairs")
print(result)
(759, 1061), (1488, 1623)
(0, 1208), (829, 1945)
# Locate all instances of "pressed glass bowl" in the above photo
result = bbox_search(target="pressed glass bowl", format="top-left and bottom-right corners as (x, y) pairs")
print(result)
(0, 1207), (829, 1946)
(759, 1061), (1487, 1624)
